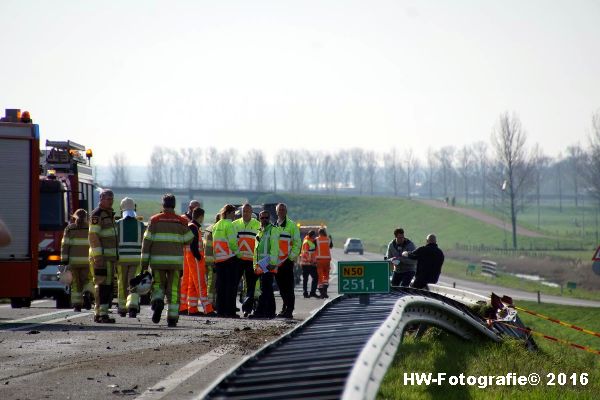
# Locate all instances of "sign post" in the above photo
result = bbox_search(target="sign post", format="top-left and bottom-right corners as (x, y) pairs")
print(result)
(338, 261), (390, 305)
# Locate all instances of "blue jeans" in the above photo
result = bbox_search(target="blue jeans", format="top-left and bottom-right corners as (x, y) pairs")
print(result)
(391, 270), (415, 287)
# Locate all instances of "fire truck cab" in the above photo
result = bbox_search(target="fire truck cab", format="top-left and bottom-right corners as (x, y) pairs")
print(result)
(38, 140), (96, 308)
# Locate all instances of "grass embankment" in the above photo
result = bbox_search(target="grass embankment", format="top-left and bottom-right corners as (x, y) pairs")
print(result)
(252, 194), (576, 251)
(442, 259), (600, 302)
(378, 301), (600, 399)
(464, 200), (599, 249)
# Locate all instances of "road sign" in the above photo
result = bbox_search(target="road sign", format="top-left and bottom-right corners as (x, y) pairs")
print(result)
(337, 261), (390, 294)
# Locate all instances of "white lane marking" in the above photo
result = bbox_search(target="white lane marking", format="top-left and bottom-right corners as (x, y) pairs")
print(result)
(5, 312), (92, 331)
(135, 346), (232, 400)
(1, 309), (71, 324)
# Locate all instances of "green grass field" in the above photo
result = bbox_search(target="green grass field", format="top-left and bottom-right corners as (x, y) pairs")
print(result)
(251, 193), (584, 252)
(462, 199), (600, 248)
(378, 301), (600, 399)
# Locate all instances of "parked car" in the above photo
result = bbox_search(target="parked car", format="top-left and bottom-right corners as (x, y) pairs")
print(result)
(343, 238), (364, 255)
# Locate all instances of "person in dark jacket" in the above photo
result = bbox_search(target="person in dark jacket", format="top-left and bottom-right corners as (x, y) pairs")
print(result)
(403, 234), (444, 289)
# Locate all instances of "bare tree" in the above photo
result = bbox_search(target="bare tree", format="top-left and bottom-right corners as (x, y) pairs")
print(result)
(584, 110), (600, 203)
(276, 150), (305, 192)
(426, 148), (437, 199)
(472, 141), (488, 207)
(456, 145), (473, 204)
(554, 153), (564, 213)
(531, 144), (549, 229)
(350, 148), (366, 194)
(110, 152), (129, 186)
(205, 147), (219, 189)
(566, 144), (585, 207)
(404, 149), (419, 198)
(335, 150), (351, 189)
(492, 112), (535, 249)
(436, 146), (455, 197)
(364, 151), (378, 195)
(243, 149), (268, 191)
(305, 151), (323, 191)
(321, 153), (337, 193)
(148, 146), (167, 187)
(180, 148), (201, 188)
(383, 148), (401, 196)
(216, 149), (237, 190)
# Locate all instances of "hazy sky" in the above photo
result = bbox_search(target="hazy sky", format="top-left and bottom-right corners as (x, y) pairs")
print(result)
(2, 0), (599, 166)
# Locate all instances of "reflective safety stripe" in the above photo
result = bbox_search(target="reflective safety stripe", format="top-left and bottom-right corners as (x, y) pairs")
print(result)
(69, 256), (89, 265)
(89, 247), (103, 257)
(148, 255), (184, 264)
(278, 233), (292, 265)
(316, 237), (331, 259)
(70, 238), (89, 245)
(150, 233), (187, 243)
(237, 235), (255, 260)
(214, 240), (233, 262)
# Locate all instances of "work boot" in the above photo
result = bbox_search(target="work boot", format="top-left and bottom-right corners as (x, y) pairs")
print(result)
(318, 287), (325, 299)
(73, 305), (82, 312)
(118, 309), (127, 318)
(128, 308), (138, 318)
(303, 292), (309, 298)
(83, 292), (92, 310)
(94, 315), (115, 324)
(323, 284), (329, 299)
(152, 299), (164, 324)
(167, 318), (178, 328)
(309, 292), (318, 298)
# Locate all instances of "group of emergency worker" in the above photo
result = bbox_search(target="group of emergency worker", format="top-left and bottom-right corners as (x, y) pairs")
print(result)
(60, 188), (333, 327)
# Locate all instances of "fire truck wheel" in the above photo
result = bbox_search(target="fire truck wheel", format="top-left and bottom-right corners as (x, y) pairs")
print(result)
(55, 292), (71, 309)
(10, 298), (31, 308)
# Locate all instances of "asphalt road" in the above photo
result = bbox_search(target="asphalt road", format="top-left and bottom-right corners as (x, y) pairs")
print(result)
(1, 249), (597, 400)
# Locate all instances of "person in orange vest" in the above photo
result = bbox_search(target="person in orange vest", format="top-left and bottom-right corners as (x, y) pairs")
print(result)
(232, 203), (261, 317)
(180, 199), (200, 314)
(299, 230), (318, 298)
(316, 228), (332, 299)
(184, 207), (216, 316)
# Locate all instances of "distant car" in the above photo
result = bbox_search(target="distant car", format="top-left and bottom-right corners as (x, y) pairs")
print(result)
(344, 238), (364, 255)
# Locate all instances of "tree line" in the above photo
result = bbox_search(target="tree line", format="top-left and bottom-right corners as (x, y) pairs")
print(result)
(109, 110), (600, 248)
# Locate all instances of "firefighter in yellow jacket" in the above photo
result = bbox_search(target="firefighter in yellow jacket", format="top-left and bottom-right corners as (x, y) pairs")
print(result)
(61, 208), (93, 312)
(141, 194), (194, 327)
(89, 189), (118, 323)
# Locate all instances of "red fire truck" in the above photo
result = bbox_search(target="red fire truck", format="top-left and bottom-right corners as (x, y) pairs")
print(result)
(38, 139), (96, 307)
(1, 109), (97, 308)
(0, 109), (40, 307)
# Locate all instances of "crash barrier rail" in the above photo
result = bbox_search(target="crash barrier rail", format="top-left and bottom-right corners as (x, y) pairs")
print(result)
(427, 284), (489, 306)
(481, 260), (497, 277)
(341, 294), (501, 400)
(199, 288), (536, 400)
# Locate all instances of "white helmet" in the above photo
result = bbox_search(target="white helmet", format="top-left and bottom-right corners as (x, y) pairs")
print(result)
(57, 266), (73, 285)
(129, 271), (153, 295)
